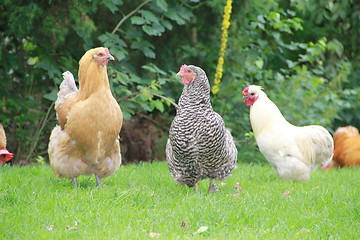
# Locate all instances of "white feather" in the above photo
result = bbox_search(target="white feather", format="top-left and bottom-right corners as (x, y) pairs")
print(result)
(247, 85), (334, 181)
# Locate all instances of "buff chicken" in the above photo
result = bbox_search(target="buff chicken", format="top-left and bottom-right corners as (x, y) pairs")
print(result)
(331, 126), (360, 167)
(48, 47), (123, 187)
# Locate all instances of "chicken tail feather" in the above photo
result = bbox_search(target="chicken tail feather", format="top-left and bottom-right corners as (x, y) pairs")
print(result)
(55, 71), (78, 110)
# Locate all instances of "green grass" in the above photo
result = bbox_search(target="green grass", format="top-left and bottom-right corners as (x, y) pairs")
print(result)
(0, 161), (359, 239)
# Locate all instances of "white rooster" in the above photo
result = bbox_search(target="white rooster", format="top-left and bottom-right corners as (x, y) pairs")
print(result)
(242, 85), (333, 181)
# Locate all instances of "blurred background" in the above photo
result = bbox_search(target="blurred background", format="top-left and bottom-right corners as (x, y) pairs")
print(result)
(0, 0), (359, 165)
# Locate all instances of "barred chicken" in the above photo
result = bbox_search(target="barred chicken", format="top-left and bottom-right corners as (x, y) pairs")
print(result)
(243, 85), (333, 181)
(166, 65), (237, 192)
(48, 47), (123, 187)
(0, 123), (13, 164)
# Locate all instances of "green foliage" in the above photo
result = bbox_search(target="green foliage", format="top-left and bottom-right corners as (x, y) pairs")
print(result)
(109, 64), (177, 120)
(0, 0), (359, 163)
(0, 0), (193, 163)
(95, 0), (194, 120)
(291, 0), (360, 126)
(212, 0), (359, 148)
(1, 162), (359, 239)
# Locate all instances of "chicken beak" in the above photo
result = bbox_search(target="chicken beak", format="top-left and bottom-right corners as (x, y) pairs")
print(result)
(243, 95), (248, 99)
(176, 71), (183, 77)
(107, 54), (115, 61)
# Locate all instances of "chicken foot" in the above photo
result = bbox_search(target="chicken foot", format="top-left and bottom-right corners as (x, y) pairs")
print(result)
(208, 179), (219, 192)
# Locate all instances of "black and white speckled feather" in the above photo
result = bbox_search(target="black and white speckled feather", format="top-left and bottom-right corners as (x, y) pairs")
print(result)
(166, 65), (237, 188)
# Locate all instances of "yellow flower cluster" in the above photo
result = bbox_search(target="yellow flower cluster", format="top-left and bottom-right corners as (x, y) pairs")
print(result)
(212, 0), (232, 95)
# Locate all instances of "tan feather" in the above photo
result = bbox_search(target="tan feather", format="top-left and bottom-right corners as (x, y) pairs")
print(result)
(48, 47), (122, 184)
(0, 124), (6, 149)
(332, 126), (360, 167)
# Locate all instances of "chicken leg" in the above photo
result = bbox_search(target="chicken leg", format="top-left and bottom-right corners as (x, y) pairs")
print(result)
(208, 179), (219, 192)
(72, 177), (78, 187)
(96, 175), (102, 187)
(194, 182), (199, 192)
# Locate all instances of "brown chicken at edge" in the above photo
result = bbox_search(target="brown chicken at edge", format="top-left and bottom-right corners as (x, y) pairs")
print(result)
(0, 123), (14, 164)
(48, 47), (123, 187)
(332, 126), (360, 167)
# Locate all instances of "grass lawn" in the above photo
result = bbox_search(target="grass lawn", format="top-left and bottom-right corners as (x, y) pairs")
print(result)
(0, 161), (359, 239)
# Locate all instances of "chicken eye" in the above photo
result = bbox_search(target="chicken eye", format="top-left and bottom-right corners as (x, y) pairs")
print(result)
(186, 69), (192, 73)
(98, 53), (104, 57)
(250, 92), (255, 96)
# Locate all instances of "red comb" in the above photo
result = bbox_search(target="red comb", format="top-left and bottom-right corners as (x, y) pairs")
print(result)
(242, 86), (249, 96)
(104, 48), (110, 55)
(180, 64), (188, 73)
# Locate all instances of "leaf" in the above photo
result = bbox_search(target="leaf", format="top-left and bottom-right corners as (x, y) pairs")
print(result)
(255, 58), (264, 69)
(131, 40), (155, 58)
(327, 39), (344, 56)
(139, 89), (152, 101)
(161, 19), (172, 30)
(193, 226), (208, 234)
(150, 100), (156, 110)
(152, 22), (165, 34)
(43, 89), (58, 101)
(164, 7), (193, 25)
(143, 48), (156, 58)
(282, 187), (295, 196)
(150, 100), (164, 112)
(142, 24), (165, 36)
(149, 232), (161, 238)
(131, 40), (154, 49)
(141, 64), (167, 75)
(122, 110), (133, 120)
(286, 60), (297, 68)
(99, 33), (127, 47)
(23, 40), (37, 51)
(282, 190), (291, 196)
(105, 2), (118, 13)
(27, 56), (39, 65)
(234, 182), (243, 190)
(103, 0), (123, 13)
(138, 10), (159, 24)
(257, 15), (266, 23)
(155, 100), (164, 112)
(142, 25), (157, 36)
(130, 16), (146, 25)
(99, 33), (128, 61)
(129, 73), (143, 84)
(110, 48), (127, 61)
(180, 221), (188, 229)
(155, 0), (168, 11)
(35, 61), (62, 79)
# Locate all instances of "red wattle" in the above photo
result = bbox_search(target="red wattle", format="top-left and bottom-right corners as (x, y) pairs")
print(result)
(0, 149), (13, 163)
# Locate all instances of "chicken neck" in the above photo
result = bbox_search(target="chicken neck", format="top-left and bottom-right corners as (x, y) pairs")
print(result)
(78, 61), (110, 99)
(250, 96), (291, 137)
